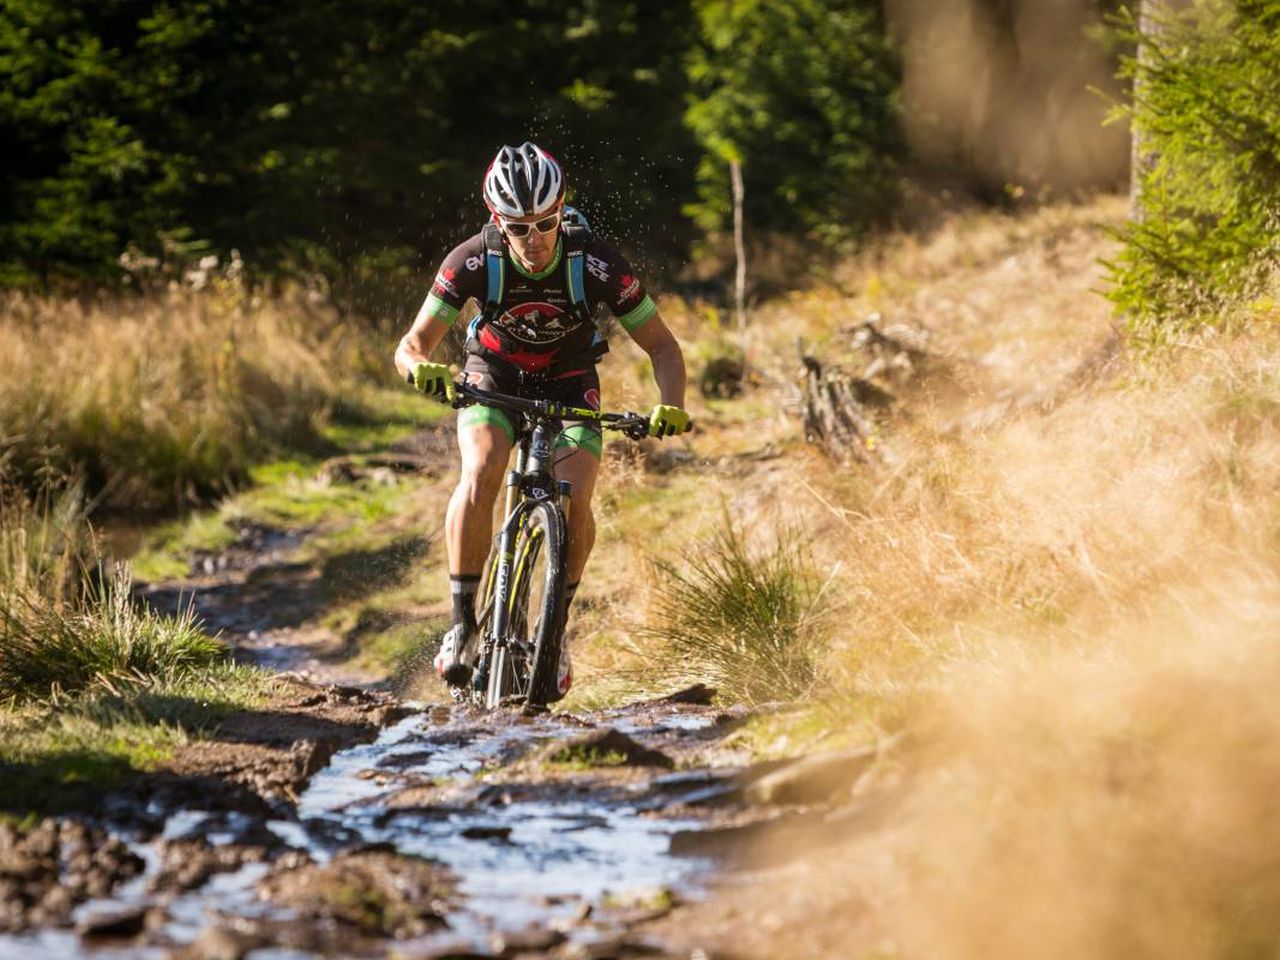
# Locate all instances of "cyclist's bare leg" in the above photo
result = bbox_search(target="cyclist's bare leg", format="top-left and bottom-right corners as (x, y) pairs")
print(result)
(447, 424), (513, 576)
(553, 446), (599, 585)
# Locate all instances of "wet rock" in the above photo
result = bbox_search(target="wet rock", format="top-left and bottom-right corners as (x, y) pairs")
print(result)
(461, 825), (513, 842)
(377, 747), (437, 770)
(558, 935), (665, 959)
(650, 684), (717, 706)
(0, 818), (144, 933)
(298, 816), (363, 850)
(490, 926), (567, 956)
(259, 849), (454, 938)
(540, 729), (674, 770)
(149, 836), (276, 894)
(742, 746), (877, 807)
(173, 924), (270, 960)
(198, 915), (348, 956)
(75, 905), (151, 940)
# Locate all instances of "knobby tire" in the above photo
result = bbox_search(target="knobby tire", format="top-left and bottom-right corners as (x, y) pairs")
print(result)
(492, 500), (567, 708)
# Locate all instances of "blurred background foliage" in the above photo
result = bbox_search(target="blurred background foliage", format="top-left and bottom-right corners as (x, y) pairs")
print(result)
(1, 0), (1134, 313)
(1108, 0), (1280, 333)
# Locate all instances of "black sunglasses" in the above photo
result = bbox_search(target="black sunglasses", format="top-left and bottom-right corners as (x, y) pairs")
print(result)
(500, 212), (561, 238)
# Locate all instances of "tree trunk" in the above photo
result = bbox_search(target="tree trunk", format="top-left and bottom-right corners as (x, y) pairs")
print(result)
(731, 159), (748, 379)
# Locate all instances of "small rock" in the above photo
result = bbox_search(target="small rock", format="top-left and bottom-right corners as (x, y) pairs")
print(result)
(76, 905), (149, 940)
(742, 747), (877, 806)
(559, 936), (664, 960)
(461, 825), (513, 842)
(176, 924), (269, 960)
(540, 729), (674, 769)
(489, 926), (567, 956)
(651, 684), (717, 706)
(389, 939), (496, 959)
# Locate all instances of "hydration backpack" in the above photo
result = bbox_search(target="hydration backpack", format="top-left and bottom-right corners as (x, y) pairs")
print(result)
(465, 205), (608, 368)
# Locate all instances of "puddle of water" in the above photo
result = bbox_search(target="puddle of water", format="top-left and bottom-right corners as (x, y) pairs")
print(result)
(0, 706), (717, 958)
(298, 709), (712, 945)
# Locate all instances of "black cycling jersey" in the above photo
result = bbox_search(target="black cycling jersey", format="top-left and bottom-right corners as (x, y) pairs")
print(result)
(419, 229), (657, 374)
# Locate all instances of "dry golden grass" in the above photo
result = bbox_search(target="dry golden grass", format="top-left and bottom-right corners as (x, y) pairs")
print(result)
(636, 196), (1280, 957)
(1, 278), (381, 511)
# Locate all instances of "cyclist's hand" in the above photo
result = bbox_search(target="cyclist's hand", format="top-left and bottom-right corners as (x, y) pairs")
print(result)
(409, 361), (456, 403)
(648, 404), (692, 438)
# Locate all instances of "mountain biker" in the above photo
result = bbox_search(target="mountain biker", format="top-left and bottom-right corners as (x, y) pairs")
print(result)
(394, 141), (692, 701)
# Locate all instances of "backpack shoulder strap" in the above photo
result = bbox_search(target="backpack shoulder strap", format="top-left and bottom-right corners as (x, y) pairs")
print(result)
(467, 223), (506, 343)
(561, 210), (594, 326)
(481, 223), (505, 315)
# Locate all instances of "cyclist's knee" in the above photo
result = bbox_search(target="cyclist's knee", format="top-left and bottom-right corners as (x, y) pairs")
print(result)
(458, 458), (504, 503)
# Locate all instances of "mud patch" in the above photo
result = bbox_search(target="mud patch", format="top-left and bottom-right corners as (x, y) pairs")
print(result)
(259, 848), (454, 937)
(152, 676), (415, 809)
(0, 820), (143, 934)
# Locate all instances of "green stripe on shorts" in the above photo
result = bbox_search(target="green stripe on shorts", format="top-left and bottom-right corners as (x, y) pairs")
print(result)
(459, 404), (515, 444)
(617, 295), (657, 333)
(556, 423), (602, 459)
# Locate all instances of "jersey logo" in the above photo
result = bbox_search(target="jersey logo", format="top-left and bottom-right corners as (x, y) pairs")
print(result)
(432, 266), (459, 297)
(465, 256), (483, 271)
(583, 388), (601, 410)
(493, 301), (585, 345)
(586, 254), (609, 282)
(619, 274), (641, 304)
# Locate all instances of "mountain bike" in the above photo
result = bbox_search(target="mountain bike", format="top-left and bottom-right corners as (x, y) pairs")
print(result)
(450, 380), (654, 708)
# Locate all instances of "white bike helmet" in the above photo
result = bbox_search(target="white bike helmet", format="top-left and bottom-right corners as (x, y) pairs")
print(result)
(482, 142), (565, 218)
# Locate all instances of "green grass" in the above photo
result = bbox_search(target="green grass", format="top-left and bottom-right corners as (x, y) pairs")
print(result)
(1, 580), (228, 703)
(239, 467), (420, 530)
(131, 449), (432, 583)
(320, 387), (449, 452)
(130, 509), (244, 581)
(0, 665), (269, 813)
(0, 486), (272, 814)
(542, 746), (631, 770)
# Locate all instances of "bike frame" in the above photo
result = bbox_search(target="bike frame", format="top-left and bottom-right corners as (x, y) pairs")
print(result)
(453, 381), (651, 702)
(486, 417), (568, 655)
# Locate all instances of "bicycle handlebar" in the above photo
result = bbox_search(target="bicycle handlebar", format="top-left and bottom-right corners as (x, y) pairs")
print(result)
(453, 380), (656, 440)
(406, 372), (691, 440)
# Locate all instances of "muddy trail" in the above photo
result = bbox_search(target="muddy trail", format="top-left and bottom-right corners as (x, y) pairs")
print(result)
(1, 512), (837, 959)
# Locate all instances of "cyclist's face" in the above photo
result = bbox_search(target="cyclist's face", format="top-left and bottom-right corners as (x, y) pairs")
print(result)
(499, 201), (563, 270)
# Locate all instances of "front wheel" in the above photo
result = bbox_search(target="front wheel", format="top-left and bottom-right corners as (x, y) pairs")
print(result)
(491, 500), (568, 708)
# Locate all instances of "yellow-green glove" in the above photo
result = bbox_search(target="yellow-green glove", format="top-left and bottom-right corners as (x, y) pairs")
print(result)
(409, 361), (455, 403)
(648, 404), (692, 438)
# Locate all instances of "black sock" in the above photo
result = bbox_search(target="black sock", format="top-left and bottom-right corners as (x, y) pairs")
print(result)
(450, 574), (481, 632)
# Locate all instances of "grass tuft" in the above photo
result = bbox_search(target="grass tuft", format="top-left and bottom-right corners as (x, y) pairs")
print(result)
(0, 485), (270, 814)
(639, 512), (830, 706)
(0, 488), (229, 704)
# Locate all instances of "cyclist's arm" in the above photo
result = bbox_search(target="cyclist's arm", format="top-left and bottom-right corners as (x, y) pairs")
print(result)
(626, 310), (687, 409)
(395, 305), (454, 381)
(394, 237), (484, 380)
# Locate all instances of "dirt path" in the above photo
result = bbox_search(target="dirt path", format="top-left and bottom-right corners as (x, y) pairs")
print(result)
(2, 481), (826, 959)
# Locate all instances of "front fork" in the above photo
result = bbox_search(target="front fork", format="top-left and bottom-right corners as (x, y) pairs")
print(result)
(473, 459), (573, 694)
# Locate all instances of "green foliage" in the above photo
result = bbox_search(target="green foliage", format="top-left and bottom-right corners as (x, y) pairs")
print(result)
(0, 0), (700, 299)
(684, 0), (899, 247)
(641, 512), (828, 705)
(1109, 0), (1280, 332)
